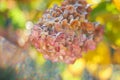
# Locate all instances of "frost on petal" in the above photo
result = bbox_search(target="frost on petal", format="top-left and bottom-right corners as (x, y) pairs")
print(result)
(30, 0), (103, 64)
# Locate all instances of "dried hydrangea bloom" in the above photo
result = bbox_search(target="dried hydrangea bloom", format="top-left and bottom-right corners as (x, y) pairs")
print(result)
(30, 0), (104, 64)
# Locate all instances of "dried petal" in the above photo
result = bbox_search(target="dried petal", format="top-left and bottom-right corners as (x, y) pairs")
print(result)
(30, 0), (103, 64)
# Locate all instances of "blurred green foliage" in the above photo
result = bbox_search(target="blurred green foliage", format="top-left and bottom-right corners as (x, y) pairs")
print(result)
(89, 0), (120, 47)
(0, 0), (63, 29)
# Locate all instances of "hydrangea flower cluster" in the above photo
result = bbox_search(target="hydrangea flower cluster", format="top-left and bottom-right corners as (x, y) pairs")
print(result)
(30, 0), (103, 63)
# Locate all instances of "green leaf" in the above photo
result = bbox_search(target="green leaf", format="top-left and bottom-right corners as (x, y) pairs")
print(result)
(90, 1), (119, 21)
(0, 15), (5, 27)
(90, 2), (109, 21)
(8, 7), (26, 29)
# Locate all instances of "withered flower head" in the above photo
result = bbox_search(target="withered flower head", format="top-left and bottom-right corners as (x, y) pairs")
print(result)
(30, 0), (104, 64)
